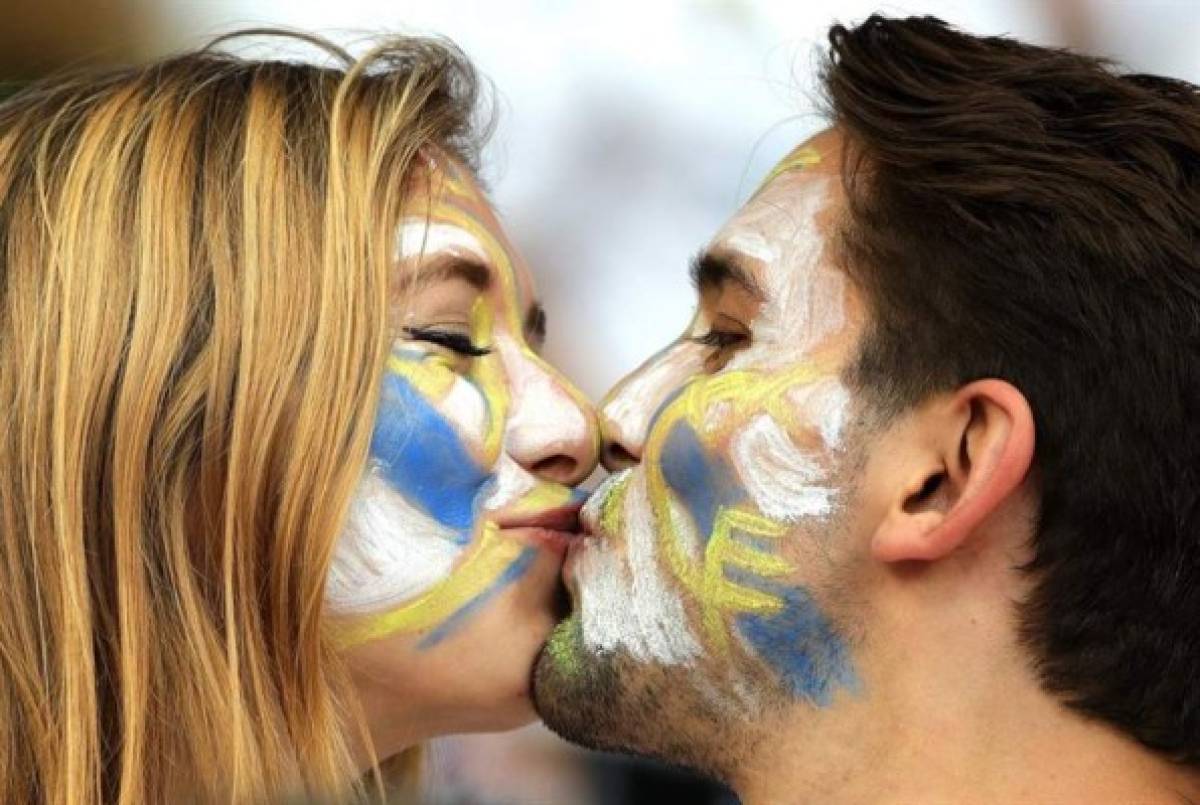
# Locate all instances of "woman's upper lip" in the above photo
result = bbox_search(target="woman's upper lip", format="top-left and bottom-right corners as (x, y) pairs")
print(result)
(491, 502), (583, 533)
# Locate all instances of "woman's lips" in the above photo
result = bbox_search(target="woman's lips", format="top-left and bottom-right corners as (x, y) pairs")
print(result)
(491, 503), (584, 556)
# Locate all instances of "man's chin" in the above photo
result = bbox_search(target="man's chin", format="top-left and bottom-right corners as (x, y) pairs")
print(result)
(533, 615), (744, 784)
(532, 613), (625, 751)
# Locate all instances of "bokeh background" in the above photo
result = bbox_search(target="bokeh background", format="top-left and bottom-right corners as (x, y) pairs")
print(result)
(3, 1), (1196, 802)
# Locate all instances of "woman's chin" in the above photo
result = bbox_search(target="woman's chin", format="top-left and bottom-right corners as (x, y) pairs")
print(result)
(345, 542), (569, 743)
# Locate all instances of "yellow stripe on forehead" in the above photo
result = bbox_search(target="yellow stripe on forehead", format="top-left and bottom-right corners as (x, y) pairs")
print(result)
(754, 145), (823, 197)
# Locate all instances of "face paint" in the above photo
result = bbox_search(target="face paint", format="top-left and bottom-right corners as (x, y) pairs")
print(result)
(574, 470), (702, 666)
(567, 140), (862, 709)
(327, 160), (594, 649)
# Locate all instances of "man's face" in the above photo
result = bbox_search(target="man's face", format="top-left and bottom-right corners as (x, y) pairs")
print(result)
(535, 130), (869, 774)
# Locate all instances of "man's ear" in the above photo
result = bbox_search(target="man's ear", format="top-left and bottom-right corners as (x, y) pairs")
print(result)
(871, 379), (1035, 563)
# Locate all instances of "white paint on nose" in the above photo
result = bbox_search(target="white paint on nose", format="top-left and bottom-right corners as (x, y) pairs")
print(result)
(602, 341), (705, 455)
(498, 338), (591, 465)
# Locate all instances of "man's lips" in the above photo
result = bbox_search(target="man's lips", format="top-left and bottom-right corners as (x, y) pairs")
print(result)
(491, 502), (584, 556)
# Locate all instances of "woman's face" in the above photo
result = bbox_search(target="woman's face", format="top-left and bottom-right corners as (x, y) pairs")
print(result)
(326, 158), (599, 751)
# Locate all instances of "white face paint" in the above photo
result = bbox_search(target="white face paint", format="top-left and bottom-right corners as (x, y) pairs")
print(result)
(574, 470), (702, 666)
(497, 337), (592, 466)
(396, 219), (489, 263)
(730, 414), (837, 522)
(718, 176), (847, 372)
(600, 340), (706, 458)
(328, 467), (463, 613)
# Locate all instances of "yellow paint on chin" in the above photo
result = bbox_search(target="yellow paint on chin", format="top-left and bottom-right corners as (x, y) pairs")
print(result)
(641, 361), (833, 651)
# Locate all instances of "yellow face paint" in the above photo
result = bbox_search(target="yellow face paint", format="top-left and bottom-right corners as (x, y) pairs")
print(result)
(754, 144), (822, 197)
(641, 361), (832, 650)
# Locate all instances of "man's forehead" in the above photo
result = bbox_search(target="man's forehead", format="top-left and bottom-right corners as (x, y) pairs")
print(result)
(707, 130), (843, 283)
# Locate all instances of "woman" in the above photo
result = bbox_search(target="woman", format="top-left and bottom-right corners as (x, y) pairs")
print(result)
(0, 33), (598, 802)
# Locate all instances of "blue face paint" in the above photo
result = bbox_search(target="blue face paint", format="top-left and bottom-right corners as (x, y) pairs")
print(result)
(660, 420), (746, 541)
(416, 547), (538, 649)
(370, 369), (494, 542)
(727, 565), (859, 706)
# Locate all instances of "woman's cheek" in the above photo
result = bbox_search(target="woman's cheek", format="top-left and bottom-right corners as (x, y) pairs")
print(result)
(368, 356), (496, 535)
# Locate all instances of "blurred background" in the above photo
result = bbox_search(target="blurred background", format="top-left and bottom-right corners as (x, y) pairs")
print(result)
(3, 1), (1195, 802)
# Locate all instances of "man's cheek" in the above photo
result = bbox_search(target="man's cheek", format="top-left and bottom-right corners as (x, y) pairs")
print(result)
(636, 373), (860, 706)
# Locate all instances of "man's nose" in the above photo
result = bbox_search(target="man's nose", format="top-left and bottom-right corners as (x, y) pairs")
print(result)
(599, 408), (642, 471)
(598, 380), (651, 472)
(596, 339), (704, 473)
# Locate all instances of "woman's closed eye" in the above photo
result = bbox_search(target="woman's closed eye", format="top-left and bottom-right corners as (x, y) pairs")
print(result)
(403, 325), (492, 357)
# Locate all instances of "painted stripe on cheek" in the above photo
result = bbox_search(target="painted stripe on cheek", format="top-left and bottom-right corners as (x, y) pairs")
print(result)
(728, 565), (859, 707)
(416, 547), (539, 649)
(660, 419), (746, 541)
(370, 371), (493, 538)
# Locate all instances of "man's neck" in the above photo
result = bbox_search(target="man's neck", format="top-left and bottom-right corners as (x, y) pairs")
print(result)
(736, 699), (1196, 804)
(728, 619), (1199, 804)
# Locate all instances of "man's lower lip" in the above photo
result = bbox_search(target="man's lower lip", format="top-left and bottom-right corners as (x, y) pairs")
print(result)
(499, 526), (579, 556)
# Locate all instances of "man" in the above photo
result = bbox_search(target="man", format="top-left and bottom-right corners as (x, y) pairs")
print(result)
(534, 15), (1200, 803)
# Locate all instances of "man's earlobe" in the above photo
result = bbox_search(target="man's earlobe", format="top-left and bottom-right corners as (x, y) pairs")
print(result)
(871, 379), (1035, 563)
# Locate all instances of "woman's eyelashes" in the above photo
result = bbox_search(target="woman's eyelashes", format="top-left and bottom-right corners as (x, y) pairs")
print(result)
(403, 325), (492, 358)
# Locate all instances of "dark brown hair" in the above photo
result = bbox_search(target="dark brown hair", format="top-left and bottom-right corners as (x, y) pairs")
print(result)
(824, 15), (1200, 765)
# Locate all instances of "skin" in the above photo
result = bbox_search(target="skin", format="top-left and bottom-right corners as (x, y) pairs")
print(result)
(535, 130), (1200, 804)
(326, 157), (599, 765)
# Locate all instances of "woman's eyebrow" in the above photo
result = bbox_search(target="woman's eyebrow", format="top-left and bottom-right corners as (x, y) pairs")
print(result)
(398, 254), (492, 292)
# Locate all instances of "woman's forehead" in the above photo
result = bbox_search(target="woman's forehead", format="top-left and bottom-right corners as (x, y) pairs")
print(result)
(401, 157), (537, 322)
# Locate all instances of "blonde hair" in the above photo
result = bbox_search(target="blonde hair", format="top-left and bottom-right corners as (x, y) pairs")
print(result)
(0, 32), (482, 803)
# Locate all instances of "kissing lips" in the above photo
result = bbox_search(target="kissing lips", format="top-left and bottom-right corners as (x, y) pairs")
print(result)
(492, 503), (583, 556)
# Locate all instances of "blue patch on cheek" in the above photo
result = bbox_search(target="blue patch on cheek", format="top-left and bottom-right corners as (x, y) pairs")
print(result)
(370, 372), (494, 540)
(659, 420), (746, 542)
(726, 566), (859, 706)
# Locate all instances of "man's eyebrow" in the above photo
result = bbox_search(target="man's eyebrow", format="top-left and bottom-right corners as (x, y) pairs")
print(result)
(688, 250), (764, 298)
(398, 254), (491, 292)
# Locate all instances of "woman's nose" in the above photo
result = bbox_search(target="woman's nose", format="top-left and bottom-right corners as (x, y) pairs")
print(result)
(503, 350), (599, 486)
